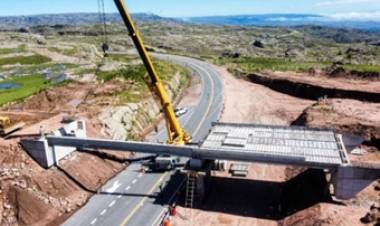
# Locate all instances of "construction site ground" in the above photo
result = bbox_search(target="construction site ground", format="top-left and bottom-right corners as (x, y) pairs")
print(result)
(172, 67), (380, 226)
(0, 80), (134, 225)
(0, 50), (190, 226)
(0, 46), (379, 225)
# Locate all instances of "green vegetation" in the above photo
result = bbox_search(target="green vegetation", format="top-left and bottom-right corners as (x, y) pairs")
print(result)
(96, 64), (146, 82)
(0, 54), (51, 66)
(0, 75), (48, 106)
(219, 57), (380, 74)
(0, 63), (79, 76)
(0, 44), (27, 55)
(48, 46), (77, 56)
(95, 57), (190, 103)
(75, 67), (96, 76)
(343, 64), (380, 73)
(107, 54), (137, 62)
(218, 57), (330, 73)
(118, 90), (146, 103)
(96, 59), (187, 82)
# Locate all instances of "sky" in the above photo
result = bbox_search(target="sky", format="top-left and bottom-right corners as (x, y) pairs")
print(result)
(0, 0), (379, 19)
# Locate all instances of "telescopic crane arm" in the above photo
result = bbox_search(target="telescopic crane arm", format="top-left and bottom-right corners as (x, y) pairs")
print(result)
(113, 0), (190, 145)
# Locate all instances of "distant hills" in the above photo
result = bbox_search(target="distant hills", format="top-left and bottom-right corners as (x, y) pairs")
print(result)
(0, 13), (174, 29)
(1, 13), (379, 31)
(183, 14), (380, 31)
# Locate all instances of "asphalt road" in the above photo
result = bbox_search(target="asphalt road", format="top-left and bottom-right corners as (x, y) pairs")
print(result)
(61, 54), (224, 226)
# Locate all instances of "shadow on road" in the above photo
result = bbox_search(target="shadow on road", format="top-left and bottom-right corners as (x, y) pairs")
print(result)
(153, 171), (186, 206)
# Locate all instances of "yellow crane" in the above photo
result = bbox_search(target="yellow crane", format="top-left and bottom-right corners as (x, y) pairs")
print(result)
(113, 0), (190, 145)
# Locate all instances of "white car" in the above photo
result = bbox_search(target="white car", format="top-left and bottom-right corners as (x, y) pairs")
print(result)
(174, 107), (188, 117)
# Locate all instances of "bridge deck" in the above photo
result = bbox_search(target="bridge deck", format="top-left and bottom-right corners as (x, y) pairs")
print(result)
(201, 123), (350, 166)
(43, 123), (351, 168)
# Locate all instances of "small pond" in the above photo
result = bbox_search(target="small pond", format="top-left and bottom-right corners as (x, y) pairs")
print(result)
(0, 82), (21, 90)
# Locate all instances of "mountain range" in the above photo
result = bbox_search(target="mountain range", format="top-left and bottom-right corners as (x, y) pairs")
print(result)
(0, 13), (379, 31)
(0, 13), (174, 29)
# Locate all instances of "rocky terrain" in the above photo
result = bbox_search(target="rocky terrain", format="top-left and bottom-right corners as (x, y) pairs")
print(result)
(0, 24), (190, 226)
(0, 14), (379, 226)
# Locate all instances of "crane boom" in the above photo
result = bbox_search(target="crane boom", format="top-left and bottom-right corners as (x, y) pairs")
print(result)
(113, 0), (189, 145)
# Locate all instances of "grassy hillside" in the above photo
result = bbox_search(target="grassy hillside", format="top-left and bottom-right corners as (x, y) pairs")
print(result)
(219, 57), (380, 74)
(0, 54), (51, 66)
(0, 75), (48, 106)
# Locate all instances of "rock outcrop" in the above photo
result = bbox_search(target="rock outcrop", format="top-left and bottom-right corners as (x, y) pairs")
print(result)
(99, 72), (185, 140)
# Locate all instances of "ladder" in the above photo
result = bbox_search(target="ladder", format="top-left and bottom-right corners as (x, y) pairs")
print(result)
(185, 172), (197, 208)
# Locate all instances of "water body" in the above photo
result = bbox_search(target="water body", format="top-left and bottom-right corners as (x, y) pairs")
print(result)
(0, 82), (21, 90)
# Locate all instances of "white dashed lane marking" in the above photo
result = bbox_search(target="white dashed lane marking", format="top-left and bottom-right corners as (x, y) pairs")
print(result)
(132, 179), (137, 184)
(125, 186), (131, 191)
(90, 218), (97, 225)
(100, 209), (106, 215)
(117, 195), (122, 199)
(109, 200), (116, 207)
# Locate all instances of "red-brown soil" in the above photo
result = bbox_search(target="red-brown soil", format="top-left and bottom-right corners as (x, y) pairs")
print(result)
(0, 68), (195, 226)
(0, 81), (132, 226)
(173, 66), (380, 226)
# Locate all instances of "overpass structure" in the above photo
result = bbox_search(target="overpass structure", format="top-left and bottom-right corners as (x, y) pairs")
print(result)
(40, 122), (380, 200)
(46, 122), (349, 169)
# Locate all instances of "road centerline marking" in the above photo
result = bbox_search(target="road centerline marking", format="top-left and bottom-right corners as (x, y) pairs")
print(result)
(100, 209), (107, 215)
(109, 200), (116, 207)
(119, 172), (168, 226)
(90, 218), (97, 225)
(190, 63), (216, 136)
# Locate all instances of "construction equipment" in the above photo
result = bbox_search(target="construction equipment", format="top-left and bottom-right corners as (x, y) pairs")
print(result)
(143, 154), (181, 171)
(0, 116), (25, 136)
(113, 0), (190, 145)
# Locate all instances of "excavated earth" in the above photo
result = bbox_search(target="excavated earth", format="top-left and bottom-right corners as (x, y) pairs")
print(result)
(241, 70), (380, 103)
(173, 66), (380, 226)
(0, 81), (132, 226)
(0, 68), (190, 226)
(293, 99), (380, 158)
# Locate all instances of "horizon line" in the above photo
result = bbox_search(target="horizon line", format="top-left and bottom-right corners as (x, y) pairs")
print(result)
(0, 12), (326, 18)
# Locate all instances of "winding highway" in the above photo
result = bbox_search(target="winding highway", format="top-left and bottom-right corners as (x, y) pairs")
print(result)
(61, 54), (224, 226)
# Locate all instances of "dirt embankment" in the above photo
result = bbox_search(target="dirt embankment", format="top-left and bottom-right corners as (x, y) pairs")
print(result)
(289, 98), (380, 226)
(219, 67), (313, 124)
(173, 66), (314, 226)
(0, 123), (127, 226)
(293, 99), (380, 153)
(174, 66), (380, 226)
(1, 62), (193, 226)
(236, 70), (380, 103)
(326, 65), (380, 81)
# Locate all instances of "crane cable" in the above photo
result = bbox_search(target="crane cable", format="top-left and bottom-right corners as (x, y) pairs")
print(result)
(94, 0), (108, 82)
(98, 0), (109, 56)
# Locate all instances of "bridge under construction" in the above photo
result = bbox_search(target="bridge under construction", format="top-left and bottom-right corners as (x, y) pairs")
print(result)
(21, 121), (380, 200)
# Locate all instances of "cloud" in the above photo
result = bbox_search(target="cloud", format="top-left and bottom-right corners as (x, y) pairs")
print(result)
(316, 0), (378, 7)
(324, 11), (380, 21)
